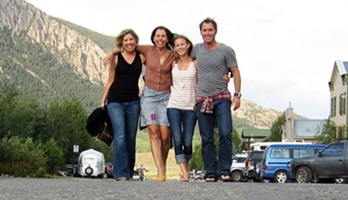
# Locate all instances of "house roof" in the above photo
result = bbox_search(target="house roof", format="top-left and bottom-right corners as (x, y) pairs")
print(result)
(330, 60), (348, 83)
(241, 129), (271, 138)
(292, 119), (325, 138)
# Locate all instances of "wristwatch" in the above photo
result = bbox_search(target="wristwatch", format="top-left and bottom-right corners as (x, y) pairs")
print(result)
(233, 93), (242, 98)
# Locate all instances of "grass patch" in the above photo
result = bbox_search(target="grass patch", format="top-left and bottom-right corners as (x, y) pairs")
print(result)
(135, 150), (181, 180)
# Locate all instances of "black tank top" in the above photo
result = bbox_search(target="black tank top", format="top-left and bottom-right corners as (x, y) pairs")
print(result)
(107, 52), (142, 102)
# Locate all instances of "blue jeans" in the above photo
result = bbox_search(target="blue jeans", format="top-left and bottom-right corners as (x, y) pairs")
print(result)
(167, 108), (197, 164)
(107, 100), (140, 180)
(195, 99), (232, 179)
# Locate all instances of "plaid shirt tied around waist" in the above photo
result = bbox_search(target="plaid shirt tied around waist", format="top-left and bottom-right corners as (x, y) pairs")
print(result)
(196, 90), (231, 114)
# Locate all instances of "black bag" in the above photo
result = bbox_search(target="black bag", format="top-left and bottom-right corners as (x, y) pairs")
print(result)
(86, 106), (113, 146)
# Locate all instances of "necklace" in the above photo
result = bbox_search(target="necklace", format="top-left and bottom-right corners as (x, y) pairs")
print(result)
(177, 57), (191, 88)
(180, 69), (185, 88)
(179, 64), (189, 88)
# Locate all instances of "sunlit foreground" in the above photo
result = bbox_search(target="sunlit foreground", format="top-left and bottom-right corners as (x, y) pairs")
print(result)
(136, 150), (181, 180)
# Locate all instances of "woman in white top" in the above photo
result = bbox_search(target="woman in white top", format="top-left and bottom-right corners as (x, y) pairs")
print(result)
(167, 35), (197, 182)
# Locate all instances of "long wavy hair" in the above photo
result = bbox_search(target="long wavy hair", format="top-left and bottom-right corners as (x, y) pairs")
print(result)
(150, 26), (174, 50)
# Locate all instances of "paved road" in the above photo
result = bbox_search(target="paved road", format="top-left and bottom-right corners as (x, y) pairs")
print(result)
(1, 176), (348, 200)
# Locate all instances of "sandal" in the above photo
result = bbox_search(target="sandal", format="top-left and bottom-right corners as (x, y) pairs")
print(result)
(155, 175), (166, 182)
(205, 177), (217, 182)
(180, 175), (189, 182)
(116, 177), (127, 181)
(220, 174), (231, 182)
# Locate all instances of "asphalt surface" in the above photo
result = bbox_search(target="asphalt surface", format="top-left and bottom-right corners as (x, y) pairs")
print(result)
(1, 176), (348, 200)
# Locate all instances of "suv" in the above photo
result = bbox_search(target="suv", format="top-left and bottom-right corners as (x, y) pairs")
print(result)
(245, 150), (264, 181)
(291, 141), (348, 183)
(230, 153), (248, 182)
(260, 144), (326, 183)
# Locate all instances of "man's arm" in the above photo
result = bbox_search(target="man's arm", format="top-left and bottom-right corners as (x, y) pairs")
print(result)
(230, 67), (241, 111)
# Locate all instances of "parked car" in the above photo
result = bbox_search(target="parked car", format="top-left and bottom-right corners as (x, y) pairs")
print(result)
(290, 141), (348, 183)
(103, 162), (141, 180)
(77, 149), (106, 178)
(245, 150), (264, 181)
(260, 143), (326, 183)
(230, 153), (248, 182)
(104, 162), (113, 178)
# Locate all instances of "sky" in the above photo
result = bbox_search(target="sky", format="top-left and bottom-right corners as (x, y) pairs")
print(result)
(25, 0), (348, 119)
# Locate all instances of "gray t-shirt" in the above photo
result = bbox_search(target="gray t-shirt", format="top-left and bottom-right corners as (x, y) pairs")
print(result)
(192, 43), (238, 97)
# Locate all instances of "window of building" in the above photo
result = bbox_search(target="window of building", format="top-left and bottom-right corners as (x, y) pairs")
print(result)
(339, 93), (346, 115)
(331, 97), (337, 117)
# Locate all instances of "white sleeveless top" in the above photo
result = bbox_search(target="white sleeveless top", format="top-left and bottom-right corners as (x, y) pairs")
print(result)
(167, 61), (197, 110)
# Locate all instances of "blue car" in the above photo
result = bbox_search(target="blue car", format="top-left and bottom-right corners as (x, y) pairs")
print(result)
(260, 143), (326, 183)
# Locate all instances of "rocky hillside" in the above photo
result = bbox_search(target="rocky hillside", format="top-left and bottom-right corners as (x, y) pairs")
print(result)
(234, 99), (283, 128)
(0, 0), (294, 129)
(0, 0), (108, 85)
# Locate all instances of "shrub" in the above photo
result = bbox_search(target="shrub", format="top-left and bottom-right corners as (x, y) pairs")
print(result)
(41, 139), (65, 174)
(0, 137), (49, 177)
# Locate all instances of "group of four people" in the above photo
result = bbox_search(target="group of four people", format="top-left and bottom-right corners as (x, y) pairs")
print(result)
(100, 17), (241, 182)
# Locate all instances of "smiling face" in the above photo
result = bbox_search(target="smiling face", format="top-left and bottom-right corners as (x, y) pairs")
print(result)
(174, 37), (190, 56)
(200, 22), (217, 45)
(122, 33), (137, 52)
(153, 29), (169, 49)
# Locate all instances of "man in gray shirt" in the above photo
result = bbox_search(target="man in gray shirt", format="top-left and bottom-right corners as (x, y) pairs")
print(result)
(192, 17), (242, 182)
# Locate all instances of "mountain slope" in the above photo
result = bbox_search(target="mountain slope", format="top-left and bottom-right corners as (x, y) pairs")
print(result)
(0, 0), (291, 129)
(0, 0), (109, 85)
(0, 0), (112, 109)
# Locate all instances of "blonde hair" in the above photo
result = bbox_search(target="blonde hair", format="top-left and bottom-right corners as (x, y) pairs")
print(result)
(115, 29), (139, 49)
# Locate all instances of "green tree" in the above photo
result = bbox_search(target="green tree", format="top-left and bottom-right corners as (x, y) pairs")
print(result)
(0, 85), (18, 138)
(8, 97), (40, 138)
(314, 119), (336, 144)
(43, 98), (91, 163)
(190, 143), (203, 171)
(269, 114), (285, 141)
(232, 129), (242, 154)
(41, 138), (65, 173)
(0, 85), (43, 140)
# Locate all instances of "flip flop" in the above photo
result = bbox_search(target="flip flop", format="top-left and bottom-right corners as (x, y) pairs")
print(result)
(220, 175), (231, 182)
(205, 177), (217, 182)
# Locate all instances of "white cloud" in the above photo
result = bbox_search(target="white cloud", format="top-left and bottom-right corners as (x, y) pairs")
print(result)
(25, 0), (348, 119)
